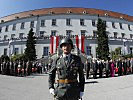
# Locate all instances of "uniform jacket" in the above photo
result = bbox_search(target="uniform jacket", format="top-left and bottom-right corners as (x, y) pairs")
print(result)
(49, 54), (85, 99)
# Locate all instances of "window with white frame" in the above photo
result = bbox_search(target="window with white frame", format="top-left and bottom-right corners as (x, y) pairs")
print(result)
(128, 25), (132, 31)
(121, 33), (125, 38)
(19, 33), (24, 39)
(52, 19), (56, 26)
(130, 34), (133, 39)
(66, 18), (71, 26)
(12, 24), (16, 30)
(112, 22), (116, 28)
(0, 27), (2, 33)
(81, 30), (86, 36)
(130, 48), (132, 54)
(4, 48), (7, 55)
(119, 23), (123, 29)
(40, 31), (45, 37)
(93, 30), (97, 38)
(92, 20), (96, 27)
(4, 35), (8, 40)
(103, 21), (107, 27)
(43, 47), (49, 56)
(14, 48), (19, 55)
(30, 21), (34, 28)
(114, 32), (118, 38)
(20, 22), (25, 29)
(51, 30), (56, 36)
(5, 25), (9, 32)
(11, 34), (15, 39)
(40, 20), (45, 27)
(66, 30), (72, 36)
(80, 19), (84, 26)
(86, 46), (91, 55)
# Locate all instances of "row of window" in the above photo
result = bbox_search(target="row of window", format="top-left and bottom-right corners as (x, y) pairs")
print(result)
(3, 46), (91, 56)
(39, 30), (133, 39)
(1, 30), (133, 41)
(0, 19), (132, 33)
(3, 45), (133, 57)
(2, 33), (25, 40)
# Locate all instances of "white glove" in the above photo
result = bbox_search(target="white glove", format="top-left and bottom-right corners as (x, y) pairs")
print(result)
(80, 92), (84, 98)
(49, 88), (55, 95)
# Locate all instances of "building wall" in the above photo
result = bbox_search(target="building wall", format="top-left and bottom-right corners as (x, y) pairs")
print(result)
(0, 12), (133, 59)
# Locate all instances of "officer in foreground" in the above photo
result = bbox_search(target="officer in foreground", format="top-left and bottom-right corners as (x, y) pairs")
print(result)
(49, 38), (85, 100)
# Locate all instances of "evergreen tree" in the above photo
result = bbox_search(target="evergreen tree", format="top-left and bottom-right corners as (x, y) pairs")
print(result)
(25, 28), (36, 61)
(96, 18), (109, 60)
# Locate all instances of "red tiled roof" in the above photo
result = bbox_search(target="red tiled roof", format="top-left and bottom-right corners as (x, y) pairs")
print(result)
(0, 7), (133, 22)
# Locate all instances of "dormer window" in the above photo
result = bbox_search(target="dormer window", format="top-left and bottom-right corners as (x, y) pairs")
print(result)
(67, 10), (72, 14)
(83, 11), (87, 14)
(105, 13), (108, 16)
(49, 11), (54, 14)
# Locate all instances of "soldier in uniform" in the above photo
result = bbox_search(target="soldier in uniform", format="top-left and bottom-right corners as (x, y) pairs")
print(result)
(49, 38), (85, 100)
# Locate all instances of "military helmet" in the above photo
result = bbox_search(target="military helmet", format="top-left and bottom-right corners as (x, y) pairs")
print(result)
(60, 38), (73, 48)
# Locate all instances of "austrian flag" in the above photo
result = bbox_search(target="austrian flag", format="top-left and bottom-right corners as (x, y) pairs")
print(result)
(76, 35), (85, 53)
(50, 36), (59, 54)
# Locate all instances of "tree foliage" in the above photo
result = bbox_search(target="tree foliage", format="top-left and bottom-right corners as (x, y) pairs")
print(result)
(25, 28), (36, 61)
(96, 18), (109, 60)
(110, 47), (121, 60)
(11, 54), (27, 61)
(0, 55), (10, 62)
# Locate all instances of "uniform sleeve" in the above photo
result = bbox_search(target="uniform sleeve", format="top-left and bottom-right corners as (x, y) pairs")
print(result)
(48, 60), (57, 89)
(78, 57), (85, 92)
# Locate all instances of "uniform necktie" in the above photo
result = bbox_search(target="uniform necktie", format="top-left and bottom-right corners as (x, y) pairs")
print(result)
(65, 56), (69, 65)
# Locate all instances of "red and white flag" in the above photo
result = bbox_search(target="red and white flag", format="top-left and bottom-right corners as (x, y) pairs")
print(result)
(50, 36), (59, 54)
(76, 35), (85, 53)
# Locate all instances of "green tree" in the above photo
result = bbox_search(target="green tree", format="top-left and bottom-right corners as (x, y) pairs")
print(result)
(0, 55), (10, 62)
(110, 47), (122, 60)
(96, 18), (109, 60)
(11, 54), (27, 61)
(25, 28), (36, 61)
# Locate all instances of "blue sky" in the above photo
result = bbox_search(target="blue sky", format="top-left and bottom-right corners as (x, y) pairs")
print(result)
(0, 0), (133, 18)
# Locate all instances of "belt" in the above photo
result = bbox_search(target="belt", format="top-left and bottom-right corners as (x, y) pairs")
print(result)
(57, 79), (77, 84)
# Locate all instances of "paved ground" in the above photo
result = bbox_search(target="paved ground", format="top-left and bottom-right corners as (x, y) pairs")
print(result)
(0, 74), (133, 100)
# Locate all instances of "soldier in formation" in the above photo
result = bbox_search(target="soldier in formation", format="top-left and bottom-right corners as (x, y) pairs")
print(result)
(49, 38), (85, 100)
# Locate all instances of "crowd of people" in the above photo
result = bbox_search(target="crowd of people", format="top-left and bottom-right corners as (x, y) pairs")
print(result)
(85, 57), (133, 79)
(0, 57), (133, 79)
(0, 60), (50, 76)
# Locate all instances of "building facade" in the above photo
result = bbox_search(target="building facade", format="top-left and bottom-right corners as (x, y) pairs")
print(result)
(0, 7), (133, 59)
